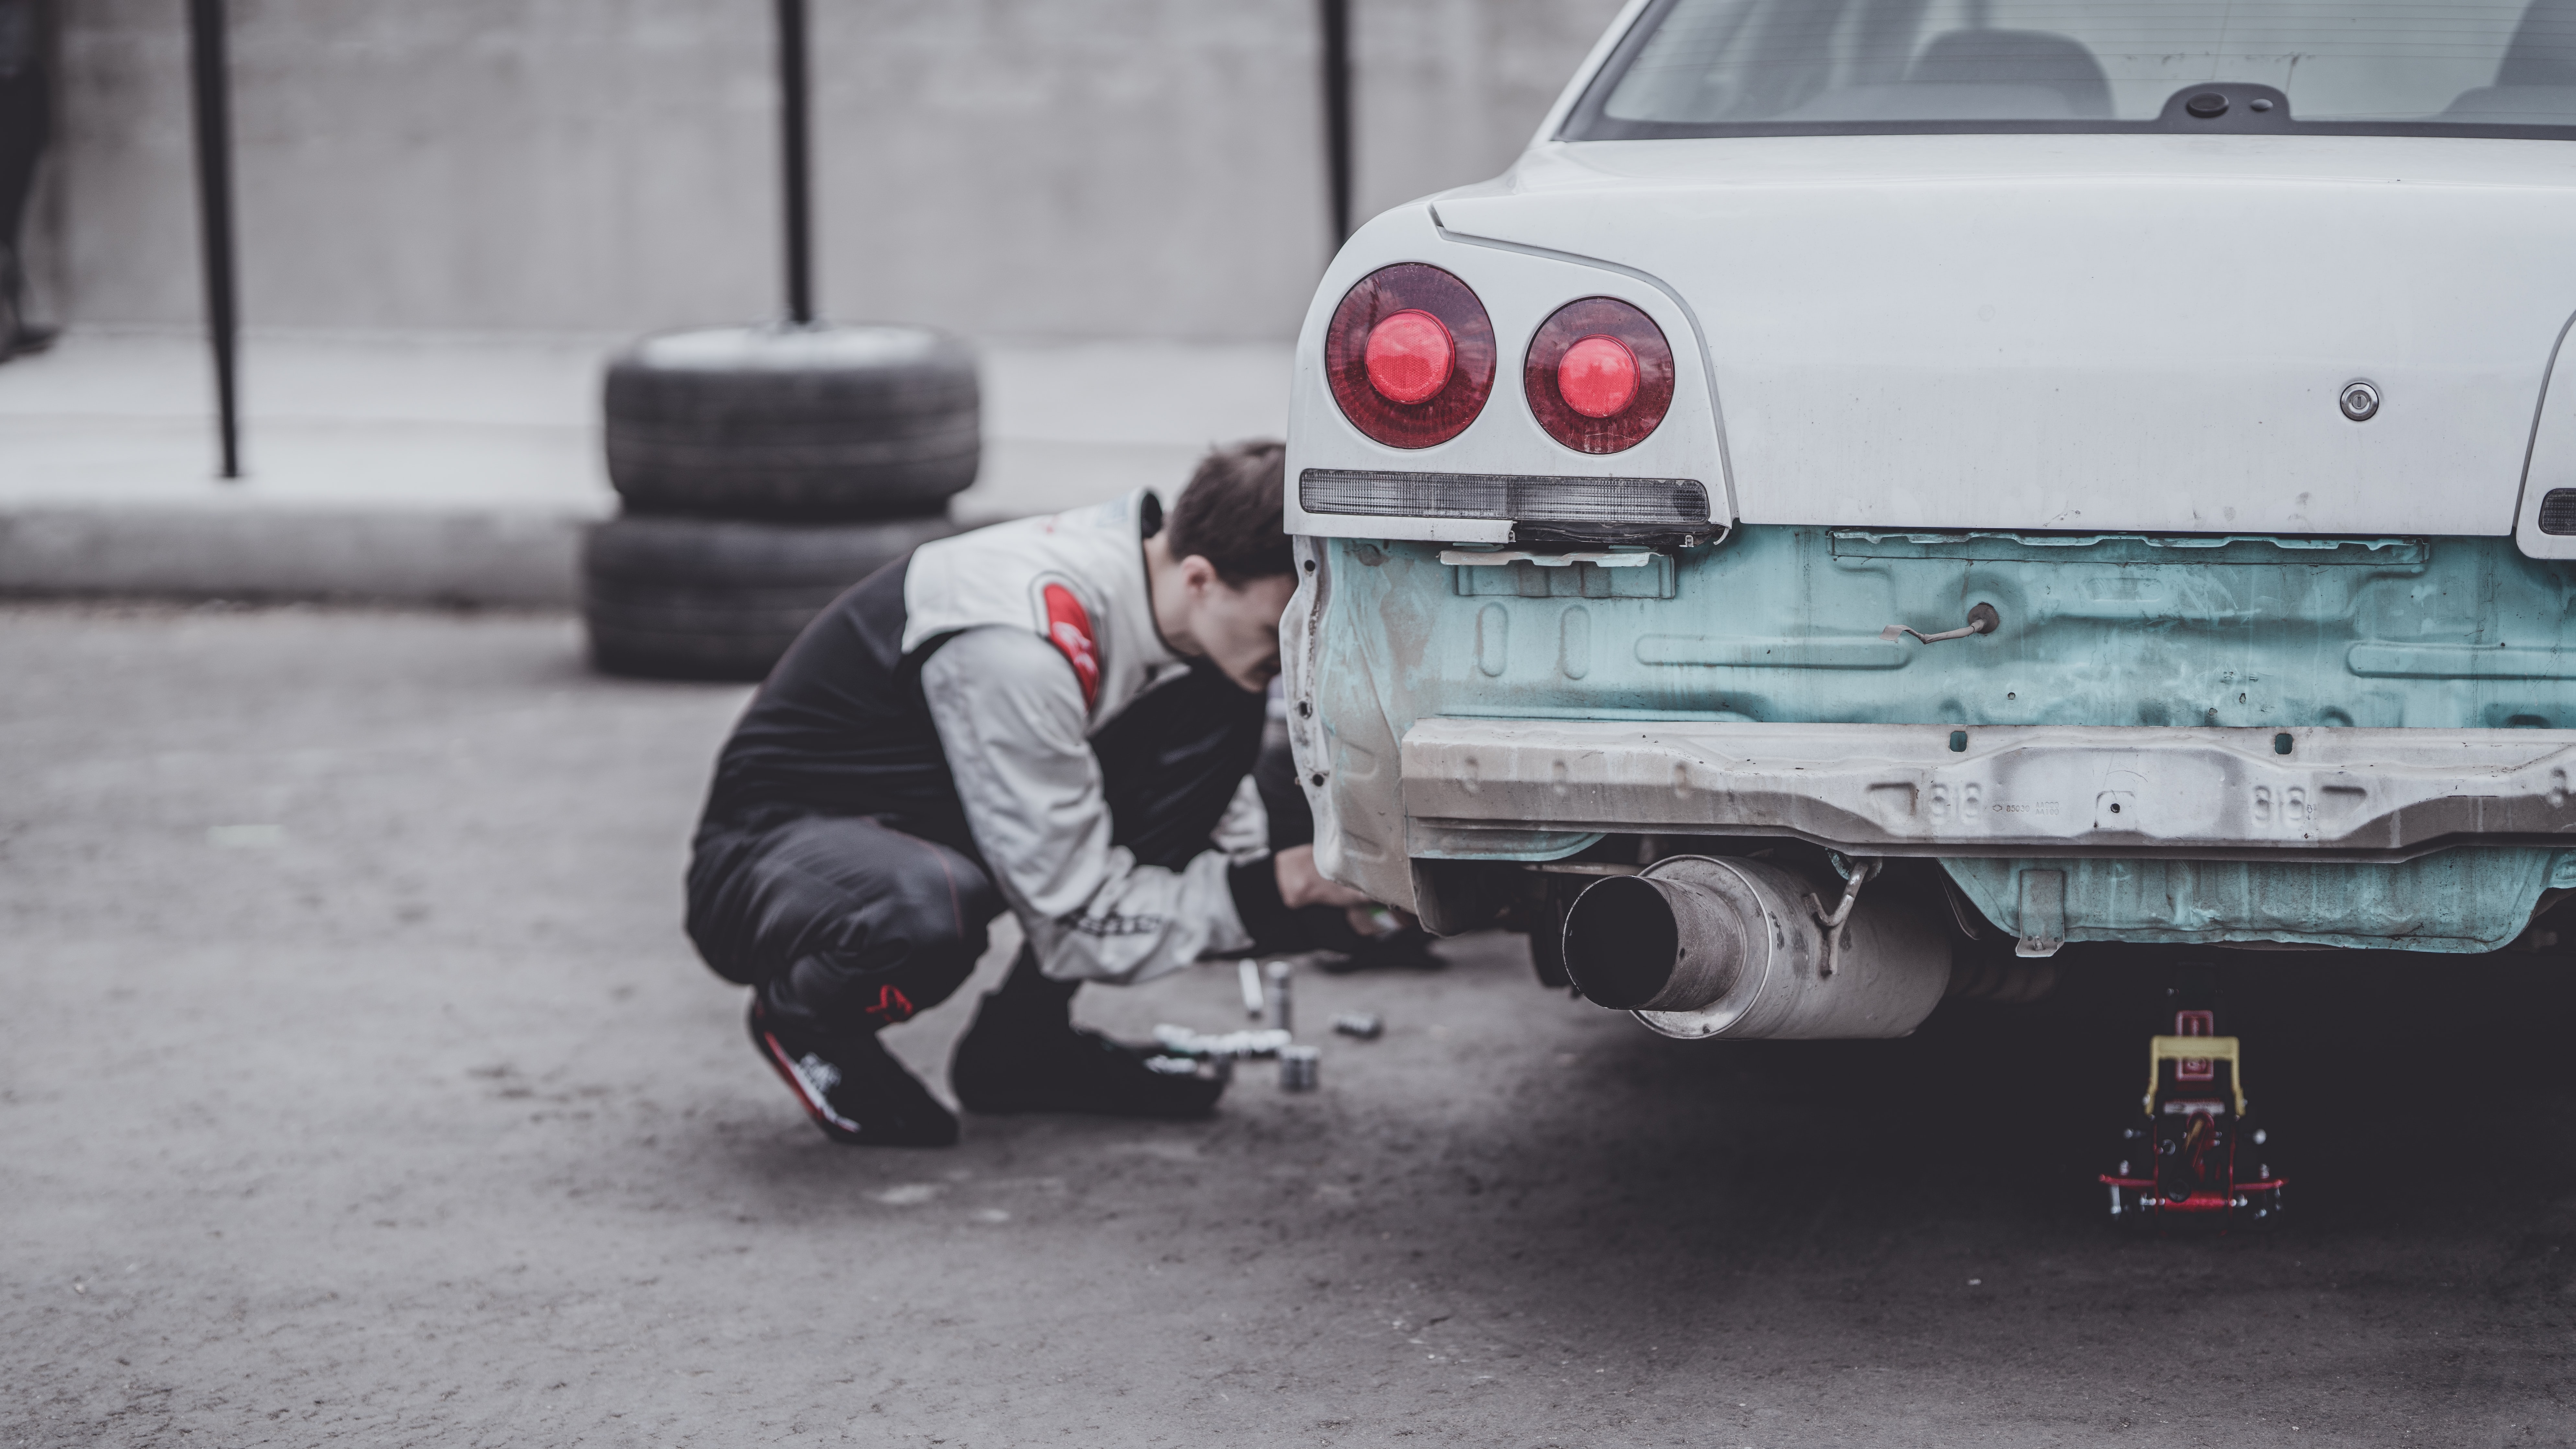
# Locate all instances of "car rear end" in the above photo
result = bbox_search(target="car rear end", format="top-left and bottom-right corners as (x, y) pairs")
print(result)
(1282, 0), (2576, 1035)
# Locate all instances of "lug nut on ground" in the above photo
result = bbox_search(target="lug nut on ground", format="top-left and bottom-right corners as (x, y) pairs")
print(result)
(1278, 1045), (1319, 1092)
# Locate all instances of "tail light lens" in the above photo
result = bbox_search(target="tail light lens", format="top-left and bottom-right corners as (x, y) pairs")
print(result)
(1325, 264), (1495, 448)
(1524, 297), (1675, 454)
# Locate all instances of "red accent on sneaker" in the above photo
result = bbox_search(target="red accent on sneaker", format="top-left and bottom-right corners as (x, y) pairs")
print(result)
(864, 985), (916, 1025)
(756, 1027), (860, 1135)
(1041, 582), (1100, 710)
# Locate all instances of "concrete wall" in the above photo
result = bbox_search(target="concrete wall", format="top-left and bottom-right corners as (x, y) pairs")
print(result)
(29, 0), (1626, 343)
(1349, 0), (1628, 222)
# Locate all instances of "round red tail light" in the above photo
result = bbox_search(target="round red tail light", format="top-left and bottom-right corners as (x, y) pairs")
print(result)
(1363, 309), (1454, 405)
(1524, 297), (1674, 454)
(1557, 334), (1640, 418)
(1325, 264), (1494, 449)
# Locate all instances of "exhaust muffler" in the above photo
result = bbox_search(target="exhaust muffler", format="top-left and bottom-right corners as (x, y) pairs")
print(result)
(1560, 855), (1952, 1040)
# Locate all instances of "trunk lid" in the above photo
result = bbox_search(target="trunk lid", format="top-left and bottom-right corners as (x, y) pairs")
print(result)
(1437, 135), (2576, 537)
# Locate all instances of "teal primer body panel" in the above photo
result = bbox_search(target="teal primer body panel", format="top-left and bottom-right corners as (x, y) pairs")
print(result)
(1943, 852), (2576, 952)
(1316, 528), (2576, 951)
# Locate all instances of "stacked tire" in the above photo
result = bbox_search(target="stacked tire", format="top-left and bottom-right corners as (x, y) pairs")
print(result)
(585, 323), (977, 680)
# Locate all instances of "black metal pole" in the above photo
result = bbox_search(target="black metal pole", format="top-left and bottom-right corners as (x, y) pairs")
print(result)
(1319, 0), (1353, 246)
(776, 0), (814, 325)
(186, 0), (240, 479)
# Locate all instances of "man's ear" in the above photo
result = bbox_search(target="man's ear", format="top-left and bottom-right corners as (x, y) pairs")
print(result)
(1177, 554), (1220, 595)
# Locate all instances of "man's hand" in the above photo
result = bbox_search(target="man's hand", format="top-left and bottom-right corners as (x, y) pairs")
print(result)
(1343, 903), (1420, 940)
(1274, 844), (1370, 910)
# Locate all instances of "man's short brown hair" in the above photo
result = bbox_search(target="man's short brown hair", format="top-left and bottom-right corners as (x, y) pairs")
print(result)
(1165, 438), (1292, 585)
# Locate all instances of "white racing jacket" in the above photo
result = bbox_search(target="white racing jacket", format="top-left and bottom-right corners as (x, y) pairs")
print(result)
(905, 490), (1268, 984)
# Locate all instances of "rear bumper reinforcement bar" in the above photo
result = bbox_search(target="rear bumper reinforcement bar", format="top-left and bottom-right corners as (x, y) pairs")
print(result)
(1399, 720), (2576, 862)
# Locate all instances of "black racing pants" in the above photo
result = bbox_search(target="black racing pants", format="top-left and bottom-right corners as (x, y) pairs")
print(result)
(686, 664), (1286, 1038)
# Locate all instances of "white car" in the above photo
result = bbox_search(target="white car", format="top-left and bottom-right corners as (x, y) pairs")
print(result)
(1282, 0), (2576, 1064)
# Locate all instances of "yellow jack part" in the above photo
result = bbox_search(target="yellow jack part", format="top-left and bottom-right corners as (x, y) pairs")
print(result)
(2144, 1035), (2248, 1117)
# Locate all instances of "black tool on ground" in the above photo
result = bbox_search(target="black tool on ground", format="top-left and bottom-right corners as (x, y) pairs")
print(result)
(2100, 971), (2285, 1229)
(1331, 1012), (1382, 1040)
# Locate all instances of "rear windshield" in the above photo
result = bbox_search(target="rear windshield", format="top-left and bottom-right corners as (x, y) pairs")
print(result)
(1564, 0), (2576, 139)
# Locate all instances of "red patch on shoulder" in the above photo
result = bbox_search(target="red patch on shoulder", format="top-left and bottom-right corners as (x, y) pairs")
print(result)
(1041, 583), (1101, 709)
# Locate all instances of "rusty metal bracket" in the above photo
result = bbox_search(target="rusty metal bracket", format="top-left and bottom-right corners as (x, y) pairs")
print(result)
(1882, 601), (2000, 645)
(2016, 869), (2067, 957)
(1807, 857), (1880, 977)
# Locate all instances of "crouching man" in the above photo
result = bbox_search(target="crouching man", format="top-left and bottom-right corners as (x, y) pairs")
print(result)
(685, 440), (1367, 1145)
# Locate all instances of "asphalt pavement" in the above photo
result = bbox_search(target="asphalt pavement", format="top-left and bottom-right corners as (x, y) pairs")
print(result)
(5, 603), (2574, 1447)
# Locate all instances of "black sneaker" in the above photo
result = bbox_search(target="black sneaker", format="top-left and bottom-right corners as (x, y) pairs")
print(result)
(748, 999), (958, 1147)
(949, 993), (1228, 1119)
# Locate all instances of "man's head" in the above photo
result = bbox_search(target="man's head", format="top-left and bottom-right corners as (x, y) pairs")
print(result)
(1150, 438), (1295, 691)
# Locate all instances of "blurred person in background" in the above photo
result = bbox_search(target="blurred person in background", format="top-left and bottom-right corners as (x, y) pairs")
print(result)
(685, 440), (1378, 1147)
(0, 0), (52, 359)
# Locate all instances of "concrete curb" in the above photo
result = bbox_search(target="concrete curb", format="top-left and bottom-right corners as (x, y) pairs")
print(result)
(0, 507), (585, 607)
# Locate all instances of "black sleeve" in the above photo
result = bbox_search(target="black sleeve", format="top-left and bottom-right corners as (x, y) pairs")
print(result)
(1227, 854), (1304, 951)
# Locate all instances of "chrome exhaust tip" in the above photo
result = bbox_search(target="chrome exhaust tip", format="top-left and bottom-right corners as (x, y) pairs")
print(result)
(1562, 855), (1952, 1040)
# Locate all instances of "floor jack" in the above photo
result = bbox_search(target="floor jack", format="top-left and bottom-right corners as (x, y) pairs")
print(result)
(2101, 988), (2286, 1229)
